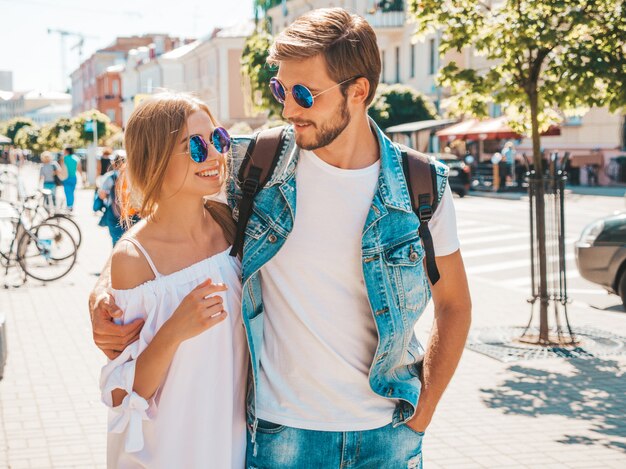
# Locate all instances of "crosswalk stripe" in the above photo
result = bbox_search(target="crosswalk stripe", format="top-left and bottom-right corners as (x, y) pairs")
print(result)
(460, 232), (528, 246)
(465, 252), (575, 275)
(458, 225), (513, 236)
(498, 269), (581, 287)
(461, 237), (576, 258)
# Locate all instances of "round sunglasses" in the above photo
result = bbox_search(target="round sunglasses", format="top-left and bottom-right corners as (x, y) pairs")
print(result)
(186, 127), (231, 163)
(269, 76), (359, 109)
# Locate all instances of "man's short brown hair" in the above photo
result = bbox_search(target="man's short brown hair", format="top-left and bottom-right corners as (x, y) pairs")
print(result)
(268, 8), (381, 106)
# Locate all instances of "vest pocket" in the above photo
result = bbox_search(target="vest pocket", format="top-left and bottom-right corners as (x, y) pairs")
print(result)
(384, 238), (428, 312)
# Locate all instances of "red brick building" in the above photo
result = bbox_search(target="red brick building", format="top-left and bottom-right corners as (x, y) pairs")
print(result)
(71, 35), (182, 124)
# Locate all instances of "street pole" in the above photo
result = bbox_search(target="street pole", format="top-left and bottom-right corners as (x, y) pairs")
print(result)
(86, 118), (98, 186)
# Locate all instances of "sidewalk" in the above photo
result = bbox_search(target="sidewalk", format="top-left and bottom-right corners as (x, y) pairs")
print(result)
(1, 164), (625, 468)
(469, 184), (626, 200)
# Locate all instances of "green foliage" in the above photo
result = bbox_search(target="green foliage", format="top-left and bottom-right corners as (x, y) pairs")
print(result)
(0, 117), (35, 143)
(38, 118), (74, 151)
(409, 0), (626, 159)
(1, 110), (117, 152)
(241, 28), (282, 118)
(368, 84), (437, 129)
(73, 109), (112, 144)
(13, 125), (41, 153)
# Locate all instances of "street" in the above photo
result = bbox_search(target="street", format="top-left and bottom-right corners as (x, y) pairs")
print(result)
(0, 164), (625, 468)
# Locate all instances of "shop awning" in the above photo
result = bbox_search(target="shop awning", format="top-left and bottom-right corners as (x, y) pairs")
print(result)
(436, 116), (560, 141)
(386, 119), (457, 134)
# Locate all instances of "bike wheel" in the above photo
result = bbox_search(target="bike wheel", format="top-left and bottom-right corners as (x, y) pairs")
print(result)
(44, 214), (82, 248)
(17, 222), (77, 282)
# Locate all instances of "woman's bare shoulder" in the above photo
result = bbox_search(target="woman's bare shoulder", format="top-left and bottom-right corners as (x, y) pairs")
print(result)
(110, 226), (157, 290)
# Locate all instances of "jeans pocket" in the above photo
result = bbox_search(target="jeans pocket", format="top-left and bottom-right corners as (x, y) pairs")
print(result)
(401, 423), (425, 438)
(255, 418), (286, 434)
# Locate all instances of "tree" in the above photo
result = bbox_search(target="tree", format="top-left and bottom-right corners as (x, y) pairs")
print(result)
(38, 118), (74, 151)
(368, 84), (437, 129)
(72, 110), (113, 146)
(14, 125), (41, 154)
(1, 117), (35, 143)
(409, 0), (626, 342)
(241, 28), (282, 118)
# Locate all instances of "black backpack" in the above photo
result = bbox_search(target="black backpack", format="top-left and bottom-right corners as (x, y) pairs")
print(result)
(230, 126), (442, 285)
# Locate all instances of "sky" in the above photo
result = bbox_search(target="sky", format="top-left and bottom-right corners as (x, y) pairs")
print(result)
(0, 0), (255, 92)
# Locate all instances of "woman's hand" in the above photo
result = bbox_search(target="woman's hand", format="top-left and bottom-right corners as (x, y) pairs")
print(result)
(163, 278), (229, 344)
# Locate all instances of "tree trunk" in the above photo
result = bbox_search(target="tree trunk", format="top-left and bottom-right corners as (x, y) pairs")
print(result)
(529, 86), (550, 342)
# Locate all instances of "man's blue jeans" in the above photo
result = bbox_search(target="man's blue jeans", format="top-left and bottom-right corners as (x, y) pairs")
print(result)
(246, 419), (424, 469)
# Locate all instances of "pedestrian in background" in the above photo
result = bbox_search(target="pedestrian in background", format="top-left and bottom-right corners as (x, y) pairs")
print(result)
(97, 147), (113, 176)
(39, 151), (61, 208)
(61, 146), (85, 212)
(97, 153), (138, 246)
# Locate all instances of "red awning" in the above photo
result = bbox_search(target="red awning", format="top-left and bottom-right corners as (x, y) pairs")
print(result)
(437, 116), (560, 141)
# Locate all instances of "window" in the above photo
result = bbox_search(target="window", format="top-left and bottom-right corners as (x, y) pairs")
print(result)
(107, 110), (116, 122)
(429, 38), (436, 75)
(410, 44), (415, 78)
(395, 46), (400, 83)
(381, 50), (386, 83)
(112, 80), (119, 96)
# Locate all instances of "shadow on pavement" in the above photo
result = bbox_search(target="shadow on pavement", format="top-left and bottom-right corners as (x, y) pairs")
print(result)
(480, 358), (626, 453)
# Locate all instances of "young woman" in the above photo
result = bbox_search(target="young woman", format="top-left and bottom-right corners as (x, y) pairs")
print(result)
(99, 93), (247, 468)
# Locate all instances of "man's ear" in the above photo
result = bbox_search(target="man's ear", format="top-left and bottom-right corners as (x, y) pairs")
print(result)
(350, 77), (370, 106)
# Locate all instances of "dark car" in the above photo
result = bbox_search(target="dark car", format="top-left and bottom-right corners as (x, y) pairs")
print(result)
(575, 213), (626, 307)
(435, 154), (471, 197)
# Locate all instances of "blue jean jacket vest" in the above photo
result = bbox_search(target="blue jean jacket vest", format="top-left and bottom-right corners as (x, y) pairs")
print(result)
(226, 119), (449, 439)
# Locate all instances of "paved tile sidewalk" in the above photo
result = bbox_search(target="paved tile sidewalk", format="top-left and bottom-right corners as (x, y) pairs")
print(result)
(1, 163), (625, 468)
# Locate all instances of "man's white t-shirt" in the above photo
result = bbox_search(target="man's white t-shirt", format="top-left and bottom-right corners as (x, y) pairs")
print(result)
(256, 149), (460, 431)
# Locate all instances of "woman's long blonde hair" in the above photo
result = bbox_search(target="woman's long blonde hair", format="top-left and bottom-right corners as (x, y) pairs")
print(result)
(122, 92), (235, 243)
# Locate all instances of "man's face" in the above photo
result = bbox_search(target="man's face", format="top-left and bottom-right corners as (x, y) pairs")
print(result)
(276, 55), (352, 151)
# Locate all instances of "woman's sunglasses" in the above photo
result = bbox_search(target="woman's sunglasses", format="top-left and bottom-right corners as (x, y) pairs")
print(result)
(187, 127), (231, 163)
(269, 76), (359, 109)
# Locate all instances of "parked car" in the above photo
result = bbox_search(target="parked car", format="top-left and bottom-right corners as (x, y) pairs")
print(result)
(575, 213), (626, 307)
(435, 154), (471, 197)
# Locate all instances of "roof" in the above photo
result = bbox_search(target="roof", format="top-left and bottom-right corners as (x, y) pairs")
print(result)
(386, 119), (457, 134)
(215, 20), (255, 38)
(25, 103), (72, 116)
(161, 40), (202, 59)
(22, 90), (71, 100)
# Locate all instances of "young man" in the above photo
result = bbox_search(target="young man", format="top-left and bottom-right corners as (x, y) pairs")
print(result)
(89, 8), (471, 468)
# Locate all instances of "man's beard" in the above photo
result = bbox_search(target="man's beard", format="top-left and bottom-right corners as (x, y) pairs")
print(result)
(295, 98), (351, 151)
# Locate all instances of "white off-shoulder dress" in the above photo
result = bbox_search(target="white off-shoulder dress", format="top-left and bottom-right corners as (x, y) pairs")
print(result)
(100, 237), (247, 469)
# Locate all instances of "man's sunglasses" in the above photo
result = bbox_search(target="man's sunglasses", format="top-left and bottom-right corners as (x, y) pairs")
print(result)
(187, 127), (231, 163)
(269, 76), (359, 109)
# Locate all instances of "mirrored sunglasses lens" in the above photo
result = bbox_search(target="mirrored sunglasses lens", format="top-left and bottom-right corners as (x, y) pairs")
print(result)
(292, 85), (313, 108)
(189, 135), (208, 163)
(270, 79), (286, 103)
(212, 127), (231, 153)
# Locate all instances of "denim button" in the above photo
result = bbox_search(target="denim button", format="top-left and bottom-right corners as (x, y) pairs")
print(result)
(409, 251), (419, 262)
(268, 234), (277, 243)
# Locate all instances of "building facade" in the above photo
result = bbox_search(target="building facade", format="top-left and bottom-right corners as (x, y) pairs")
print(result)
(0, 90), (71, 124)
(71, 35), (182, 118)
(119, 21), (262, 129)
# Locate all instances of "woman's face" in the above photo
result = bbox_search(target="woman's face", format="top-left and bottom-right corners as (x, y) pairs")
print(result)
(162, 110), (226, 200)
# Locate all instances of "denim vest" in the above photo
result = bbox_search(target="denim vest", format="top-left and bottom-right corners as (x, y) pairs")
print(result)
(226, 119), (448, 435)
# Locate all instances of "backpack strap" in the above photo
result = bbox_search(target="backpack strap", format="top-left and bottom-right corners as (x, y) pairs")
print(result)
(399, 145), (441, 285)
(229, 126), (286, 257)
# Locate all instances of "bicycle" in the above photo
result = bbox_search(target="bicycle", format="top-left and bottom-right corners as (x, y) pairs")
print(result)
(21, 189), (82, 249)
(0, 199), (78, 288)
